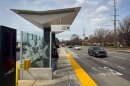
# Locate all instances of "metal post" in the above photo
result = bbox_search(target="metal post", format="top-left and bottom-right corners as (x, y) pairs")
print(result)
(49, 31), (52, 68)
(16, 64), (21, 86)
(114, 0), (117, 50)
(43, 27), (51, 67)
(20, 31), (23, 65)
(83, 28), (85, 46)
(16, 64), (23, 86)
(20, 31), (23, 79)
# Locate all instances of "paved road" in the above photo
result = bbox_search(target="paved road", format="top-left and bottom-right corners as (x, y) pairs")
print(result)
(67, 46), (130, 86)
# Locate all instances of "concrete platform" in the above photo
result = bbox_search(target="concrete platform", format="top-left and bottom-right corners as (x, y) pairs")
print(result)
(19, 48), (80, 86)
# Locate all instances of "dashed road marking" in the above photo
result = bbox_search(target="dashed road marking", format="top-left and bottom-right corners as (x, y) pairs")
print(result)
(102, 60), (107, 63)
(78, 51), (88, 56)
(92, 66), (123, 76)
(117, 66), (125, 69)
(92, 67), (107, 76)
(114, 56), (127, 59)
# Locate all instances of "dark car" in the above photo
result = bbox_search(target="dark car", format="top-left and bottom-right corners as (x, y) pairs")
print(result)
(68, 45), (73, 48)
(88, 46), (107, 57)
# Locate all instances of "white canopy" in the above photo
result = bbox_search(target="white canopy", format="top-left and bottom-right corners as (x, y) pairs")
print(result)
(11, 7), (81, 33)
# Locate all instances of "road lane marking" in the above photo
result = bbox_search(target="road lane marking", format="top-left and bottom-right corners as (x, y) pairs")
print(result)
(92, 67), (107, 76)
(117, 66), (125, 69)
(125, 54), (130, 55)
(114, 56), (127, 59)
(102, 60), (107, 63)
(66, 53), (97, 86)
(77, 51), (88, 56)
(91, 66), (123, 76)
(103, 66), (123, 75)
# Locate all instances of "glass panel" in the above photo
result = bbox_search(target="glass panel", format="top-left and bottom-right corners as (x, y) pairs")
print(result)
(21, 31), (49, 68)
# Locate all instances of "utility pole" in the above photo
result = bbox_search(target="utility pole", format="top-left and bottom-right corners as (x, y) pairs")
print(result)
(113, 0), (118, 50)
(83, 28), (85, 45)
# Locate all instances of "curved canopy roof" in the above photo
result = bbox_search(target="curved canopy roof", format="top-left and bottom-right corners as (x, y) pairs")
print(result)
(11, 7), (81, 33)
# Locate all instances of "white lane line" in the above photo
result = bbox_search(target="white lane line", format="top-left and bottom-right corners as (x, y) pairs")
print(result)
(102, 60), (107, 63)
(114, 56), (127, 59)
(123, 53), (130, 56)
(124, 54), (129, 55)
(117, 66), (125, 69)
(103, 66), (123, 75)
(92, 67), (106, 76)
(78, 51), (88, 56)
(91, 66), (123, 76)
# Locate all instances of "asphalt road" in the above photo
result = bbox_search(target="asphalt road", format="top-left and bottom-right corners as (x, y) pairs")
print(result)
(67, 46), (130, 86)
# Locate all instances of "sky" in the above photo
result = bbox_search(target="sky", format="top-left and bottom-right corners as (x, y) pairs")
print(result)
(0, 0), (130, 41)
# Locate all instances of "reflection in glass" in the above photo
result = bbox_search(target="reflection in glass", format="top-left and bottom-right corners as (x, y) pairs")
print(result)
(21, 32), (48, 68)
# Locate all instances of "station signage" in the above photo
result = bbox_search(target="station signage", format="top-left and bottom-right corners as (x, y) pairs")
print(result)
(51, 25), (70, 32)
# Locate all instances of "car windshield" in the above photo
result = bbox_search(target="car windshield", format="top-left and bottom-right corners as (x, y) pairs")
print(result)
(75, 45), (80, 47)
(93, 47), (103, 50)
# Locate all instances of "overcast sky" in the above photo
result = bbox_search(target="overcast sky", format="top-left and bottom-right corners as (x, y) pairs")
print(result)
(0, 0), (130, 41)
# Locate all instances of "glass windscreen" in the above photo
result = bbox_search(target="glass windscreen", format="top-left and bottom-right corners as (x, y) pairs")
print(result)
(21, 31), (48, 68)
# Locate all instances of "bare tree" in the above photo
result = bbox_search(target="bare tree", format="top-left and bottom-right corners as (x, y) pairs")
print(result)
(70, 34), (79, 40)
(118, 15), (130, 46)
(70, 34), (80, 45)
(104, 30), (114, 46)
(94, 28), (109, 46)
(88, 35), (98, 45)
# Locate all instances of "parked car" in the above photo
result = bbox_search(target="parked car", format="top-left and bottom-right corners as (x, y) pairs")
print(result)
(88, 46), (107, 57)
(68, 45), (73, 48)
(60, 44), (66, 47)
(74, 45), (81, 50)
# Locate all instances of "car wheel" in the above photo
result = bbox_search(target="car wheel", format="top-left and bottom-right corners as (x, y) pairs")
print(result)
(88, 52), (90, 56)
(104, 55), (107, 57)
(88, 52), (92, 56)
(93, 53), (96, 57)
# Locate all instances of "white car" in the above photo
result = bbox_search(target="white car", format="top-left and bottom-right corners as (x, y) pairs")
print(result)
(74, 45), (81, 50)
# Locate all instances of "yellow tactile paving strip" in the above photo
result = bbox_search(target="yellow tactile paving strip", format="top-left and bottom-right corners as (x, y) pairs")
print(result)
(66, 53), (98, 86)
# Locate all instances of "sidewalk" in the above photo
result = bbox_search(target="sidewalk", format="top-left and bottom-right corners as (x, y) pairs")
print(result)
(19, 47), (80, 86)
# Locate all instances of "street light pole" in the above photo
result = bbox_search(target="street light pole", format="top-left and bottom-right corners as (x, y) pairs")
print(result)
(83, 28), (85, 45)
(113, 0), (117, 50)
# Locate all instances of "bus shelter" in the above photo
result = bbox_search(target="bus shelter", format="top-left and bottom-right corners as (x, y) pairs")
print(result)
(12, 7), (81, 80)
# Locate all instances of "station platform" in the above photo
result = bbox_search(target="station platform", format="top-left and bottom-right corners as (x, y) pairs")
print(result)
(19, 47), (80, 86)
